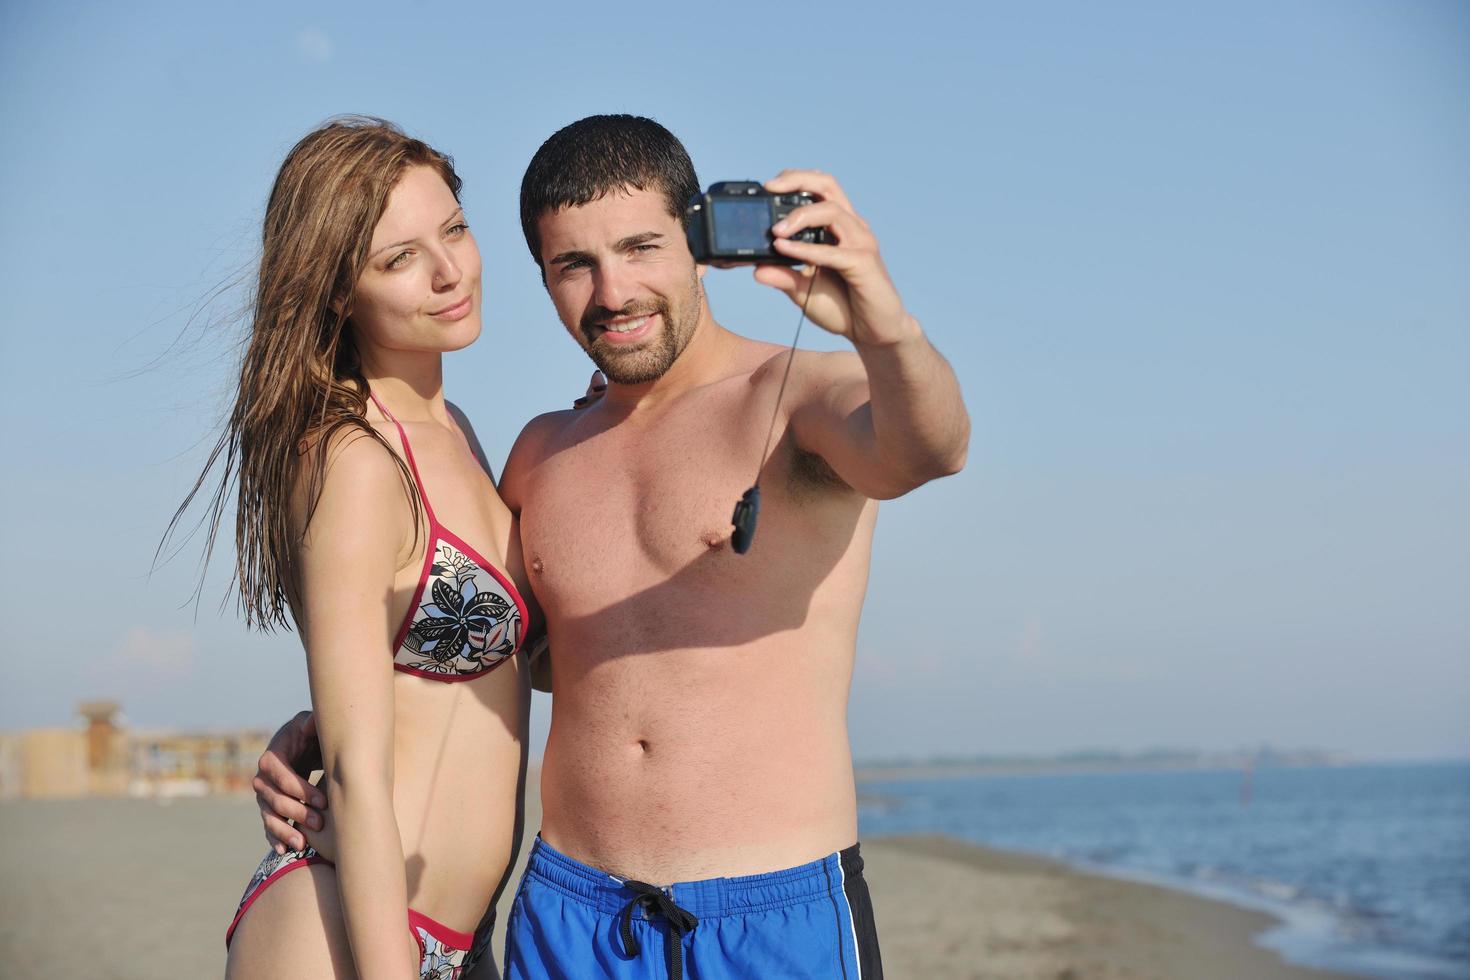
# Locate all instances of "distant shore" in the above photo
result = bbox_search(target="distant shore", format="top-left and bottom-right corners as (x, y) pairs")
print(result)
(854, 750), (1354, 783)
(0, 790), (1351, 979)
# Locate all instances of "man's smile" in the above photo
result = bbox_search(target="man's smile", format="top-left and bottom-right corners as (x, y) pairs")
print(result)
(594, 311), (658, 344)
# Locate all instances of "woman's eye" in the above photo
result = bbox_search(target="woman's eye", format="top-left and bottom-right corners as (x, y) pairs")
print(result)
(386, 251), (412, 270)
(447, 222), (469, 236)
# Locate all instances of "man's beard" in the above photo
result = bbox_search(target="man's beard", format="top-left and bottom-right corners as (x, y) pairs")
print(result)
(578, 276), (699, 385)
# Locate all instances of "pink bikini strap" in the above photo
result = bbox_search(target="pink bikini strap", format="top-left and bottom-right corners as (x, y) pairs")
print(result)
(368, 391), (438, 526)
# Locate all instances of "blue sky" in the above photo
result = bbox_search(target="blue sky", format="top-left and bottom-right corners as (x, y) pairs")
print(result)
(1, 1), (1466, 760)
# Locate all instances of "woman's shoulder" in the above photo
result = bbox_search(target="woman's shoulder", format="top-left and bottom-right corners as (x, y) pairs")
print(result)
(292, 421), (416, 540)
(297, 420), (403, 486)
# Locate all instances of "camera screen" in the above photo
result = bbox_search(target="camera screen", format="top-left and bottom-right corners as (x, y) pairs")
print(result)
(711, 198), (773, 252)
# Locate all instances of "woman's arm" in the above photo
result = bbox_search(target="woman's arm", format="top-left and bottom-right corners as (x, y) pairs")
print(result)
(296, 430), (419, 980)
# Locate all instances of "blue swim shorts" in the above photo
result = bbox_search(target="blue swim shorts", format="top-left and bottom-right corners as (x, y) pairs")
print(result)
(503, 836), (884, 979)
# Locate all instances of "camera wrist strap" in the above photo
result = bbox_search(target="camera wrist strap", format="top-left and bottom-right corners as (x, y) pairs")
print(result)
(730, 270), (819, 554)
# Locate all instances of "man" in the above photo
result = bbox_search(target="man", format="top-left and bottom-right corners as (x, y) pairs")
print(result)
(256, 115), (968, 979)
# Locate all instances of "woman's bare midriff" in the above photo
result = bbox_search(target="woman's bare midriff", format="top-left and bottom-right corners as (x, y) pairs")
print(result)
(320, 662), (525, 935)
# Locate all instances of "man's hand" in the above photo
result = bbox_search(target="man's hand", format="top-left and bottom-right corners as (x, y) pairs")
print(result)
(253, 710), (327, 854)
(754, 170), (918, 349)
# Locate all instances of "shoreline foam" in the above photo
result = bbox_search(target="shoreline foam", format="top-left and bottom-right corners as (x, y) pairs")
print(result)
(861, 832), (1355, 979)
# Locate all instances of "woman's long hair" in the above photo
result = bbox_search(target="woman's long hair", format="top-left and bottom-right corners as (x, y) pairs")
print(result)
(166, 117), (462, 630)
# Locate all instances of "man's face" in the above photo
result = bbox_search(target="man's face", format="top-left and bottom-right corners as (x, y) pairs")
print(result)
(537, 187), (705, 385)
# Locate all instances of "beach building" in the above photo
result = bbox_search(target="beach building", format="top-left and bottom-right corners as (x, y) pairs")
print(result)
(0, 727), (89, 798)
(0, 702), (270, 799)
(129, 727), (270, 796)
(0, 733), (22, 799)
(80, 700), (130, 795)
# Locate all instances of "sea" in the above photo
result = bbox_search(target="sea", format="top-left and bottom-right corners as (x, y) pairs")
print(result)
(857, 760), (1470, 979)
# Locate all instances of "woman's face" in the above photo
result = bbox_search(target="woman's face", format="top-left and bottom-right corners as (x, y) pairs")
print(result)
(349, 165), (482, 359)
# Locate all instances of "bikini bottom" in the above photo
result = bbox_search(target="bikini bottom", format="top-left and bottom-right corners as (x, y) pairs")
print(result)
(226, 846), (494, 979)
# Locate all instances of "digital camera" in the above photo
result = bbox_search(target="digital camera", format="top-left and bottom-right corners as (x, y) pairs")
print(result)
(685, 181), (828, 264)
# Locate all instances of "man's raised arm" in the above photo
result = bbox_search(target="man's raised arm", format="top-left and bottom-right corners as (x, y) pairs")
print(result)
(754, 170), (969, 498)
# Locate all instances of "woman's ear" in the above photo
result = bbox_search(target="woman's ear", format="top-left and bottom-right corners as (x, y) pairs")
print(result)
(328, 279), (353, 320)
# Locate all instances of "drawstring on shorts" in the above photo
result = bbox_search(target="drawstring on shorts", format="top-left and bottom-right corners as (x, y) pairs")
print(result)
(615, 879), (699, 980)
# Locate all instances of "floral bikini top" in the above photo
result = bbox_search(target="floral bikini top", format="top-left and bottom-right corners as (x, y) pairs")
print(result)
(371, 393), (527, 682)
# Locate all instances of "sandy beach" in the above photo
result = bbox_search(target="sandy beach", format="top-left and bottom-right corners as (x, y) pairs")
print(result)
(0, 787), (1351, 979)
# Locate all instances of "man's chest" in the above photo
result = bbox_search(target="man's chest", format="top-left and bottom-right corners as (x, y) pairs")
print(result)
(519, 404), (768, 615)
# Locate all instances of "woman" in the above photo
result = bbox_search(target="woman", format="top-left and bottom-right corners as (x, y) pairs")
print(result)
(174, 118), (530, 979)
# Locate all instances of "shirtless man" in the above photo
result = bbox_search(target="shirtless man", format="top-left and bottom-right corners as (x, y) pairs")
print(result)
(255, 115), (968, 979)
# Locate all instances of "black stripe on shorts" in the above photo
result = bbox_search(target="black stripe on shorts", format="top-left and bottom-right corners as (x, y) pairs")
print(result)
(839, 843), (885, 979)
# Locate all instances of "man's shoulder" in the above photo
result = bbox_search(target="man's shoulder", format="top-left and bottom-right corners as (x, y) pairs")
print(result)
(501, 407), (583, 506)
(513, 407), (583, 454)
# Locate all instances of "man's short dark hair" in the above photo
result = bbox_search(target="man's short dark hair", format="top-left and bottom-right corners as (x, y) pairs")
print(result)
(520, 114), (700, 269)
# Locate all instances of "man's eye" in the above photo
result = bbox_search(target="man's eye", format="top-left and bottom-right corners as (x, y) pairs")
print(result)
(633, 244), (658, 253)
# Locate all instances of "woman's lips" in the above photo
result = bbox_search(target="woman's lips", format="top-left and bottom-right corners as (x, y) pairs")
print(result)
(430, 295), (473, 321)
